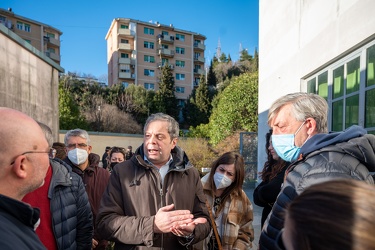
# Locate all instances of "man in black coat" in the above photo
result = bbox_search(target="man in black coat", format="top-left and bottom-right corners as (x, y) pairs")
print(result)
(0, 107), (50, 249)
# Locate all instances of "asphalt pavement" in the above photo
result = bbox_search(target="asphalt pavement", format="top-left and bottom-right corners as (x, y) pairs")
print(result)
(244, 185), (262, 249)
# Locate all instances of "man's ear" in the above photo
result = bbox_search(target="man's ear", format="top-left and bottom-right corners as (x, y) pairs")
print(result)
(12, 155), (28, 179)
(88, 145), (92, 154)
(306, 118), (317, 135)
(171, 138), (178, 149)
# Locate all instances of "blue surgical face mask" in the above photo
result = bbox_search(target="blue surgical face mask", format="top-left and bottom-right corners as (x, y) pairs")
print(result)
(271, 121), (306, 162)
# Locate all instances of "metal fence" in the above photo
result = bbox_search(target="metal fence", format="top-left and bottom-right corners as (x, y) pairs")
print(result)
(240, 132), (258, 187)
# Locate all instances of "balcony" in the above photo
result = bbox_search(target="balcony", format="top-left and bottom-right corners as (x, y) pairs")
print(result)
(157, 62), (174, 70)
(119, 72), (135, 79)
(194, 68), (205, 75)
(119, 58), (135, 65)
(45, 51), (60, 62)
(194, 42), (205, 51)
(118, 43), (132, 51)
(194, 56), (205, 63)
(157, 34), (174, 44)
(44, 36), (60, 47)
(118, 28), (134, 37)
(158, 48), (175, 57)
(0, 19), (13, 29)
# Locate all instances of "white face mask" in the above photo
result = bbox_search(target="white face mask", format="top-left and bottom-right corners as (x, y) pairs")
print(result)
(68, 148), (88, 166)
(214, 172), (233, 190)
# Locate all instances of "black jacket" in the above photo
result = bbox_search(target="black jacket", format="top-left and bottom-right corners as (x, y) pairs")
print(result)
(259, 126), (375, 249)
(49, 159), (93, 250)
(0, 194), (45, 249)
(253, 164), (288, 228)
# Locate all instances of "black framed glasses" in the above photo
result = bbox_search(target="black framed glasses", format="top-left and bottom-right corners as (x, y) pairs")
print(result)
(10, 147), (55, 165)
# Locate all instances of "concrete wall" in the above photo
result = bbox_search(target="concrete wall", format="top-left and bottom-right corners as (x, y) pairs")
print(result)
(258, 0), (375, 175)
(58, 131), (144, 157)
(0, 24), (64, 140)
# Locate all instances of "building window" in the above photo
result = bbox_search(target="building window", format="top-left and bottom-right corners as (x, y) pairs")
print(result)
(144, 27), (154, 35)
(178, 99), (186, 107)
(176, 60), (185, 67)
(176, 34), (185, 41)
(47, 48), (56, 53)
(176, 47), (185, 54)
(17, 21), (31, 32)
(144, 83), (155, 90)
(162, 58), (169, 65)
(144, 69), (155, 77)
(144, 55), (155, 63)
(176, 73), (185, 80)
(162, 31), (169, 36)
(194, 77), (200, 86)
(24, 39), (31, 44)
(305, 41), (375, 133)
(144, 41), (154, 49)
(46, 32), (55, 38)
(161, 44), (169, 49)
(175, 86), (185, 93)
(121, 39), (129, 44)
(120, 24), (129, 29)
(122, 82), (129, 88)
(121, 53), (129, 58)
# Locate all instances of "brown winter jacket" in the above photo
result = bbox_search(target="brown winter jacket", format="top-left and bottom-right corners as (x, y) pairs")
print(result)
(96, 145), (211, 250)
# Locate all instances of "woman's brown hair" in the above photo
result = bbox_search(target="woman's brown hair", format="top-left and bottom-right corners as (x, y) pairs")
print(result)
(206, 151), (245, 213)
(259, 129), (288, 182)
(285, 179), (375, 250)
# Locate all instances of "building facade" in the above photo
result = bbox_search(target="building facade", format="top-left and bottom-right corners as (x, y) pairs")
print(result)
(258, 0), (375, 176)
(106, 18), (206, 103)
(0, 8), (62, 64)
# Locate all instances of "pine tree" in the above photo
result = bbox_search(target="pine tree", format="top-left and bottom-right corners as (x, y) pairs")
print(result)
(194, 74), (211, 124)
(154, 64), (179, 119)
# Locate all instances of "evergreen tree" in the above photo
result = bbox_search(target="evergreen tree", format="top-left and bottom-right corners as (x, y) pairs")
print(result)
(194, 74), (211, 124)
(207, 60), (218, 101)
(154, 64), (179, 119)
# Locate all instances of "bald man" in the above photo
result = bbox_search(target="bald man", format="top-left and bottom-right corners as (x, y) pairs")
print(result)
(0, 107), (50, 249)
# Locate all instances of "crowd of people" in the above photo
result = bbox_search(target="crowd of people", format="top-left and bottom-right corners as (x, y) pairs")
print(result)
(2, 91), (375, 250)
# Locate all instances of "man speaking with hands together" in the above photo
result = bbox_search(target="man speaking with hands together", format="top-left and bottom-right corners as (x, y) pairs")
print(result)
(97, 113), (210, 249)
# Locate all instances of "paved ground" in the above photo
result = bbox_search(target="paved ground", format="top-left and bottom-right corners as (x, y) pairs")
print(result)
(243, 185), (262, 249)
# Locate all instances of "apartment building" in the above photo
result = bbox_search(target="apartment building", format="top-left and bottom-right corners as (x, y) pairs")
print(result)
(106, 18), (206, 103)
(0, 8), (62, 64)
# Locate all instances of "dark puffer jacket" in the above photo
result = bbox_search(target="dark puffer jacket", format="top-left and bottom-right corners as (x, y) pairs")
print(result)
(259, 126), (375, 249)
(49, 159), (93, 250)
(0, 194), (46, 249)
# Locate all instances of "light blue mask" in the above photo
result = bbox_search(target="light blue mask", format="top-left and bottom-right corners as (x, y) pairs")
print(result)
(271, 121), (306, 162)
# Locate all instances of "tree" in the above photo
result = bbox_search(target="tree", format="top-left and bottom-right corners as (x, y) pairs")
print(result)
(208, 72), (258, 145)
(58, 81), (89, 130)
(194, 74), (211, 124)
(239, 49), (253, 62)
(183, 74), (211, 127)
(154, 64), (179, 119)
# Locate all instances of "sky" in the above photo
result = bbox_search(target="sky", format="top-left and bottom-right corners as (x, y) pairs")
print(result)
(2, 0), (258, 83)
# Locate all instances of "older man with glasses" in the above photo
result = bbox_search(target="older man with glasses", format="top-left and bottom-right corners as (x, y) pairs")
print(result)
(0, 107), (50, 249)
(23, 122), (93, 250)
(63, 129), (110, 250)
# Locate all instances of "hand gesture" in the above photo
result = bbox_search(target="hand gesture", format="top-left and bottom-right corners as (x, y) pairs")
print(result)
(154, 204), (194, 233)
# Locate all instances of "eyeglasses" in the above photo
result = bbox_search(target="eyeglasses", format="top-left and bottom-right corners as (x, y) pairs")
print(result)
(10, 147), (55, 165)
(66, 143), (88, 149)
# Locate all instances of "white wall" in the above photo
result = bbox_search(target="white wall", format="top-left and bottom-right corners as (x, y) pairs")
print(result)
(258, 0), (375, 174)
(0, 24), (63, 140)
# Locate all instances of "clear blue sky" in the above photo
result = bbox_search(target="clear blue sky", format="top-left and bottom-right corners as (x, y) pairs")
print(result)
(2, 0), (258, 82)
